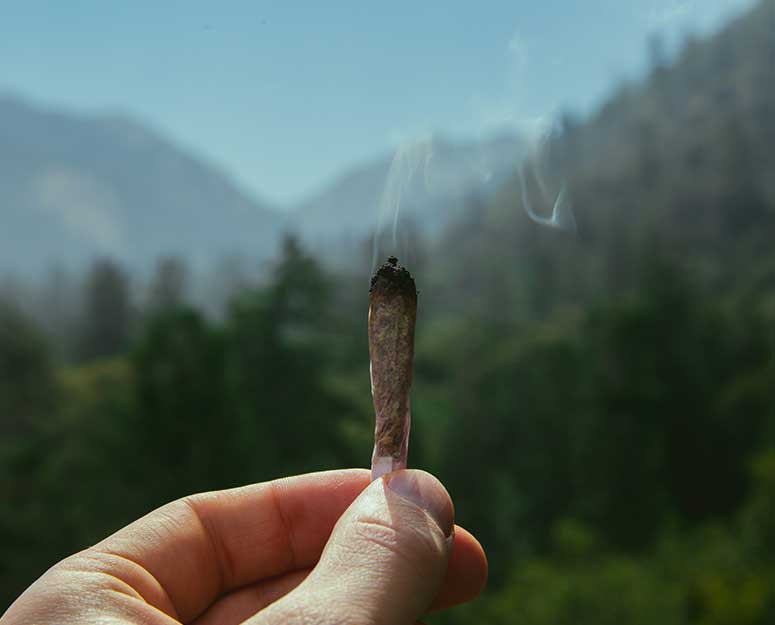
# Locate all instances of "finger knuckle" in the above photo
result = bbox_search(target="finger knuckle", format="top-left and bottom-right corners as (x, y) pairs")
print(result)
(352, 515), (441, 573)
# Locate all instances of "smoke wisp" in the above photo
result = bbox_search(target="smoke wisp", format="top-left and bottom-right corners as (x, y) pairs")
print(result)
(371, 134), (434, 272)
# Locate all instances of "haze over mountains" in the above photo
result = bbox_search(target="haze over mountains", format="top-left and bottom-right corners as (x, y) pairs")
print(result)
(2, 0), (772, 286)
(0, 93), (524, 277)
(0, 95), (286, 276)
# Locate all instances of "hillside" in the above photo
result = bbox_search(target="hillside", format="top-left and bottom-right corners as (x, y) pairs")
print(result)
(0, 95), (282, 275)
(426, 0), (775, 318)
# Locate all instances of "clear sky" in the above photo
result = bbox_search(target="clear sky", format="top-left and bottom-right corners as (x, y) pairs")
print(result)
(0, 0), (756, 206)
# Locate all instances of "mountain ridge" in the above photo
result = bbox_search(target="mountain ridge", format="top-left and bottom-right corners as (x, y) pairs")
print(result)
(0, 93), (282, 276)
(0, 92), (527, 277)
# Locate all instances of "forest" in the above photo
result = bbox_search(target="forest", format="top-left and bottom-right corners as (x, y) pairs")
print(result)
(2, 1), (775, 622)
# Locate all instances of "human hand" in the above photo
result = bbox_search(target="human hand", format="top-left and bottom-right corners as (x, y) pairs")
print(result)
(1, 469), (487, 625)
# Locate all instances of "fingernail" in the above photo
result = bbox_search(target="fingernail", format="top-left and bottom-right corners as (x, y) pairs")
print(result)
(385, 470), (455, 538)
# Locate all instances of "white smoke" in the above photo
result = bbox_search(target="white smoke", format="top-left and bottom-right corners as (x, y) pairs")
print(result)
(371, 134), (434, 271)
(518, 163), (577, 233)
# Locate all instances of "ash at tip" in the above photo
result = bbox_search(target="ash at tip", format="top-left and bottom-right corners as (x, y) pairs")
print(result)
(370, 256), (417, 295)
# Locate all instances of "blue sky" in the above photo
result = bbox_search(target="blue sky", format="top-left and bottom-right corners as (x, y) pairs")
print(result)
(0, 0), (756, 206)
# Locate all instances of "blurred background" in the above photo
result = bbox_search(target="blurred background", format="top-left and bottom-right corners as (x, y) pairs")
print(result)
(2, 0), (775, 622)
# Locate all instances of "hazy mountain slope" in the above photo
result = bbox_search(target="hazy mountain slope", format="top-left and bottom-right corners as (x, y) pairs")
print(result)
(567, 0), (775, 284)
(0, 95), (282, 275)
(422, 0), (775, 314)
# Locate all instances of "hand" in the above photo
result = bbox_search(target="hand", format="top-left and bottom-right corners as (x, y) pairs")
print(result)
(1, 469), (487, 625)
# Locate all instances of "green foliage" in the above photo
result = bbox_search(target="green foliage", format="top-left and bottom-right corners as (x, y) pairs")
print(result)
(0, 300), (58, 435)
(77, 258), (133, 362)
(220, 235), (361, 480)
(3, 238), (775, 618)
(132, 308), (230, 501)
(486, 553), (685, 625)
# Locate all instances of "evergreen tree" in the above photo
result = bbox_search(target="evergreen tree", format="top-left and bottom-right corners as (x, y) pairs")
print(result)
(77, 258), (132, 362)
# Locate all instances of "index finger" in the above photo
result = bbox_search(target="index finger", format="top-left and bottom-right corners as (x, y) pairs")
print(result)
(91, 469), (371, 623)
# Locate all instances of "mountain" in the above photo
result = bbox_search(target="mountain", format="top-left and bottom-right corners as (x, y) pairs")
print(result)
(423, 0), (775, 318)
(289, 132), (527, 249)
(564, 0), (775, 285)
(0, 92), (530, 278)
(0, 94), (282, 276)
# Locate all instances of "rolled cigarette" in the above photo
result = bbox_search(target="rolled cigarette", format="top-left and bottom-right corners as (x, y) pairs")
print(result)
(368, 256), (417, 481)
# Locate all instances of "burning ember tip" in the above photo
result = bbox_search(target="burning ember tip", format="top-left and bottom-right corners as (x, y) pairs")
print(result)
(370, 256), (417, 297)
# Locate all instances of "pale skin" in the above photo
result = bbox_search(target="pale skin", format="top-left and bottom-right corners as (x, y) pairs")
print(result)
(1, 469), (488, 625)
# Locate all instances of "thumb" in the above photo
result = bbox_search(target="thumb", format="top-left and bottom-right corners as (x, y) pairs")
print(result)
(255, 470), (454, 625)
